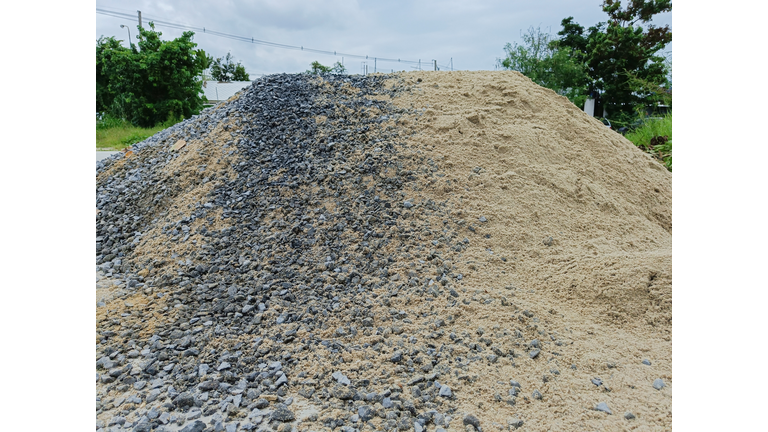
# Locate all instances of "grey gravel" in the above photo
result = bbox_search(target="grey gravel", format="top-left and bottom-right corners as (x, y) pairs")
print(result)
(653, 378), (666, 390)
(624, 412), (636, 420)
(358, 405), (375, 421)
(179, 421), (206, 432)
(463, 414), (481, 429)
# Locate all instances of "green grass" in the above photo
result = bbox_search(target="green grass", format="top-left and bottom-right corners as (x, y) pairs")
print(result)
(625, 114), (672, 171)
(96, 115), (174, 150)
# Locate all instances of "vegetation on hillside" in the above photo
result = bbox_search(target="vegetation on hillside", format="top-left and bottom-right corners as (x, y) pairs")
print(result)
(625, 114), (672, 171)
(96, 114), (177, 150)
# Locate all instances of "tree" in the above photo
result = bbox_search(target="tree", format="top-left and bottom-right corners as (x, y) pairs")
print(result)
(306, 60), (347, 75)
(307, 61), (333, 75)
(557, 0), (672, 116)
(96, 36), (128, 114)
(331, 61), (346, 74)
(197, 50), (214, 80)
(96, 23), (206, 127)
(233, 63), (250, 81)
(210, 52), (250, 82)
(497, 27), (589, 107)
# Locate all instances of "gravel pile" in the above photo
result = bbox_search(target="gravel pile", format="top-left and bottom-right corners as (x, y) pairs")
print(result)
(97, 73), (524, 432)
(97, 71), (673, 432)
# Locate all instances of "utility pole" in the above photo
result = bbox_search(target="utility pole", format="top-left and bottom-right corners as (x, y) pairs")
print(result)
(434, 60), (437, 71)
(137, 10), (143, 41)
(451, 58), (453, 71)
(374, 58), (377, 73)
(419, 60), (421, 71)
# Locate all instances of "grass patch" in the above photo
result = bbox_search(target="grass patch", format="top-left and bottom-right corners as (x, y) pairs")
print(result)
(625, 114), (672, 171)
(97, 123), (164, 151)
(96, 115), (179, 150)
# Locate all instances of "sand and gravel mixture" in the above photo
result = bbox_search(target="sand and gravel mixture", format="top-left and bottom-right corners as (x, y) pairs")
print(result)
(96, 71), (671, 432)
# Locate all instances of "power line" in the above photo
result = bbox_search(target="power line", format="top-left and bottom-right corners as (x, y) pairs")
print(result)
(96, 8), (438, 68)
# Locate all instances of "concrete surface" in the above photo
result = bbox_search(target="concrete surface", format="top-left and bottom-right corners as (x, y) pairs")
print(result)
(97, 151), (120, 163)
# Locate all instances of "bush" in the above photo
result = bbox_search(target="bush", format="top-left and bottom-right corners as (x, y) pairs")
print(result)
(625, 114), (672, 171)
(97, 23), (206, 127)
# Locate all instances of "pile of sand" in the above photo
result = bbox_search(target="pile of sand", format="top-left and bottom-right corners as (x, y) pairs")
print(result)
(96, 71), (671, 431)
(387, 71), (671, 429)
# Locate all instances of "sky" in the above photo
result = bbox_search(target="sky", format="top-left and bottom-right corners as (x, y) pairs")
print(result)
(96, 0), (672, 77)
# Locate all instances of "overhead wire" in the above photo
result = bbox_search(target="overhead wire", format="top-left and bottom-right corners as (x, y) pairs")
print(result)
(97, 8), (442, 68)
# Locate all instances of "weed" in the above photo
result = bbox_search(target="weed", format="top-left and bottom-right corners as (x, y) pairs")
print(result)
(625, 114), (672, 171)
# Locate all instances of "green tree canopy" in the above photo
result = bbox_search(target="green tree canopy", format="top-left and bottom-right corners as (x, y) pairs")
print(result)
(497, 26), (589, 107)
(96, 23), (206, 127)
(210, 52), (250, 82)
(306, 60), (347, 75)
(306, 61), (333, 75)
(557, 0), (672, 115)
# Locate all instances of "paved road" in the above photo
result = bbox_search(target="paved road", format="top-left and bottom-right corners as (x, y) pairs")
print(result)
(97, 151), (120, 163)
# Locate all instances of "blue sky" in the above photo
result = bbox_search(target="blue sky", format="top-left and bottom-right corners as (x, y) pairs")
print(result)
(96, 0), (672, 77)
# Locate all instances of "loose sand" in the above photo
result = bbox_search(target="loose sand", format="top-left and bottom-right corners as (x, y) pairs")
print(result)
(380, 71), (672, 430)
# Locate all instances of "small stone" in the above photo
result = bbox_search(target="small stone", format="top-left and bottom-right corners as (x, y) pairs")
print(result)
(591, 378), (603, 386)
(174, 392), (195, 408)
(253, 398), (269, 409)
(624, 412), (636, 420)
(543, 236), (553, 246)
(270, 405), (295, 422)
(275, 374), (288, 387)
(439, 385), (452, 397)
(532, 390), (542, 400)
(218, 362), (231, 371)
(529, 349), (540, 359)
(479, 216), (487, 222)
(595, 402), (613, 414)
(463, 414), (481, 429)
(358, 405), (375, 421)
(508, 418), (524, 429)
(332, 386), (356, 400)
(642, 359), (651, 365)
(332, 371), (351, 386)
(403, 200), (414, 209)
(653, 378), (666, 390)
(199, 380), (219, 391)
(510, 380), (521, 388)
(414, 422), (424, 432)
(179, 420), (206, 432)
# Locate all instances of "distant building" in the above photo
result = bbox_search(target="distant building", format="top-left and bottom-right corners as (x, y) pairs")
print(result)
(202, 80), (257, 105)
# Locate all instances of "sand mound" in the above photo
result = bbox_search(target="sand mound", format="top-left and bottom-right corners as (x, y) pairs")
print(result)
(96, 71), (671, 432)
